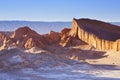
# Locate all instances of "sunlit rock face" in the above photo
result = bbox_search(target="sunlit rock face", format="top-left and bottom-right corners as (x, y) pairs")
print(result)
(11, 26), (46, 49)
(59, 28), (84, 47)
(69, 18), (120, 51)
(0, 26), (61, 50)
(1, 19), (120, 51)
(0, 32), (9, 50)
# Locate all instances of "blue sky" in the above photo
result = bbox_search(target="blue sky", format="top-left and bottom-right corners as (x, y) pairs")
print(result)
(0, 0), (120, 21)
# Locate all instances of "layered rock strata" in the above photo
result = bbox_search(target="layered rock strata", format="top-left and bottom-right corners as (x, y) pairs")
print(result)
(69, 18), (120, 51)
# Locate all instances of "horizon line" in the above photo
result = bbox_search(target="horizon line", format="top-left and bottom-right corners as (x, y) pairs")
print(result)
(0, 18), (120, 22)
(0, 20), (72, 22)
(0, 20), (119, 23)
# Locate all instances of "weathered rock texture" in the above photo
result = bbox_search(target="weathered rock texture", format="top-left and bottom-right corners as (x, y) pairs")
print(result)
(0, 32), (10, 50)
(60, 28), (85, 47)
(0, 26), (61, 50)
(11, 26), (46, 48)
(43, 31), (61, 44)
(1, 19), (120, 51)
(69, 18), (120, 51)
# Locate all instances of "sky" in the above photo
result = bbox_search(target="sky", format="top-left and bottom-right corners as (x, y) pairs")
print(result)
(0, 0), (120, 22)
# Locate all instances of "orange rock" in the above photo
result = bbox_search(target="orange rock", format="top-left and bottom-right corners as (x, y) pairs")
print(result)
(25, 38), (45, 48)
(0, 32), (9, 49)
(60, 28), (84, 47)
(11, 26), (46, 49)
(70, 18), (120, 51)
(44, 31), (61, 44)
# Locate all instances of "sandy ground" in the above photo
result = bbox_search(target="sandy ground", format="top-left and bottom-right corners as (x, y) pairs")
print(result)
(64, 45), (120, 66)
(0, 46), (120, 80)
(86, 50), (120, 66)
(0, 63), (120, 80)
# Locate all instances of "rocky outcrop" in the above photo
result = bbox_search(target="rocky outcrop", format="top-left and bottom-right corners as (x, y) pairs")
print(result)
(44, 31), (61, 44)
(2, 19), (120, 51)
(59, 28), (71, 46)
(0, 26), (63, 50)
(11, 26), (46, 48)
(69, 18), (120, 51)
(0, 32), (9, 50)
(60, 28), (84, 47)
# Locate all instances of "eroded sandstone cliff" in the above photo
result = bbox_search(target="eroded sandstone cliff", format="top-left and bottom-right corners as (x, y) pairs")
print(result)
(1, 19), (120, 51)
(60, 28), (84, 47)
(69, 18), (120, 51)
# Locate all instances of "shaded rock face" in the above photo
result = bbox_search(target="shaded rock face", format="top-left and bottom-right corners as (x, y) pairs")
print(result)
(44, 31), (61, 44)
(60, 28), (71, 46)
(70, 18), (120, 51)
(60, 28), (84, 47)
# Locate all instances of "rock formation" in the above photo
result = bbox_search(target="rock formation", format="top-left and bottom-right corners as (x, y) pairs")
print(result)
(60, 28), (86, 47)
(0, 32), (9, 50)
(0, 26), (62, 49)
(1, 19), (120, 51)
(69, 18), (120, 51)
(43, 31), (61, 44)
(11, 26), (46, 48)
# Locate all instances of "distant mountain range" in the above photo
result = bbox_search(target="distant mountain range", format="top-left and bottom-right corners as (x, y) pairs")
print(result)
(0, 21), (119, 34)
(0, 21), (71, 34)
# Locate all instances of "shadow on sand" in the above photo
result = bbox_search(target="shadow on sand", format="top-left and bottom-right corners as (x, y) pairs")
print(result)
(68, 48), (108, 60)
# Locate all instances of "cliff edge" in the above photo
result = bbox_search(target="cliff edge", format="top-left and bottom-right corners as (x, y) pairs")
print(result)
(69, 18), (120, 51)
